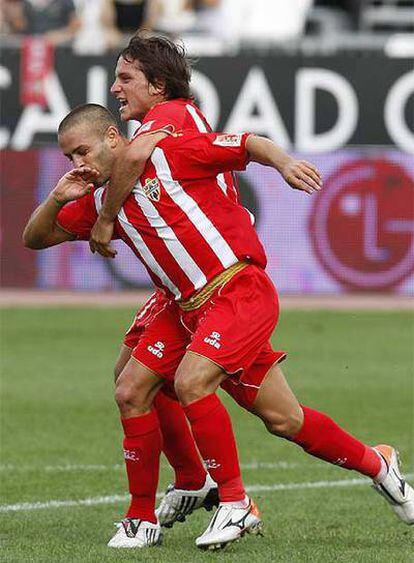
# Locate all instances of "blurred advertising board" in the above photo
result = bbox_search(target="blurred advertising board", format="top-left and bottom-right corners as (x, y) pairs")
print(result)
(1, 147), (412, 294)
(1, 48), (413, 153)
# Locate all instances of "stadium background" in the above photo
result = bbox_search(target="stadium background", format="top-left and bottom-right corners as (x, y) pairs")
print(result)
(1, 48), (413, 294)
(1, 2), (413, 561)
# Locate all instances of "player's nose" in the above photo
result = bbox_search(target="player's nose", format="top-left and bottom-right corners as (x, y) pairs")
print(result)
(110, 80), (120, 94)
(73, 155), (84, 168)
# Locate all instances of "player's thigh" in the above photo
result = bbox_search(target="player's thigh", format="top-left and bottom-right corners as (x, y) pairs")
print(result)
(253, 364), (303, 436)
(131, 301), (188, 385)
(116, 292), (168, 382)
(114, 344), (133, 382)
(174, 351), (228, 405)
(184, 266), (279, 379)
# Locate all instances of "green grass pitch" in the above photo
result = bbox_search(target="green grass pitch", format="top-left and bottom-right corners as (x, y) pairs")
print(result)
(1, 307), (413, 562)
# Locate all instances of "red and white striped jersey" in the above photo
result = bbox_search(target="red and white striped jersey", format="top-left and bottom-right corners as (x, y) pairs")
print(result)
(58, 131), (266, 301)
(134, 98), (241, 205)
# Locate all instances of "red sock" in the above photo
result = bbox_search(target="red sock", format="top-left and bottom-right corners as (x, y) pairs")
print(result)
(153, 391), (207, 490)
(183, 394), (245, 502)
(291, 405), (381, 478)
(122, 411), (162, 522)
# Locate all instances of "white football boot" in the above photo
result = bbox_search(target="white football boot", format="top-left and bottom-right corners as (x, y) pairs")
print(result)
(156, 473), (219, 528)
(372, 444), (414, 525)
(195, 498), (263, 550)
(107, 518), (162, 548)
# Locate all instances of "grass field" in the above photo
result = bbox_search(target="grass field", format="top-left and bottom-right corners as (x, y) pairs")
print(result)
(1, 307), (413, 562)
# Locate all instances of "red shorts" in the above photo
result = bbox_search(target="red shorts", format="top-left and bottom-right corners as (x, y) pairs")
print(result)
(123, 290), (185, 400)
(122, 267), (286, 409)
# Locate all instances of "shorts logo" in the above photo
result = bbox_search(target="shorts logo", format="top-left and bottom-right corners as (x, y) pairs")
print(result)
(204, 331), (221, 349)
(123, 449), (139, 461)
(147, 341), (165, 358)
(213, 134), (242, 147)
(143, 177), (161, 202)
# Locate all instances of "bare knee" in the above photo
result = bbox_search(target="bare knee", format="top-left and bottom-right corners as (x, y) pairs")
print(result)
(263, 407), (304, 438)
(114, 363), (160, 417)
(114, 379), (138, 411)
(174, 370), (207, 406)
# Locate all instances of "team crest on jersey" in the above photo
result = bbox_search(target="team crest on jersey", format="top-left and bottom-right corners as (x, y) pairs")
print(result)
(212, 134), (242, 147)
(143, 177), (161, 202)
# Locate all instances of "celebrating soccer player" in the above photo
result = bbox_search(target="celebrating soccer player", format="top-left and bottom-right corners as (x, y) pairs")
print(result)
(23, 102), (414, 551)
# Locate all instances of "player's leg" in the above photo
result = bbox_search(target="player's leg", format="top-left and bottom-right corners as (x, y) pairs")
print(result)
(109, 358), (164, 548)
(153, 388), (219, 527)
(174, 266), (277, 549)
(251, 363), (414, 524)
(115, 301), (218, 531)
(175, 353), (262, 550)
(116, 336), (209, 492)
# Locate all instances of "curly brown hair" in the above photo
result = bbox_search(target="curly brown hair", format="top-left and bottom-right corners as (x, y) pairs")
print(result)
(120, 32), (193, 100)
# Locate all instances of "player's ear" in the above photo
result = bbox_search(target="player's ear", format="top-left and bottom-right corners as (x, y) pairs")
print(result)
(148, 80), (165, 97)
(106, 125), (120, 148)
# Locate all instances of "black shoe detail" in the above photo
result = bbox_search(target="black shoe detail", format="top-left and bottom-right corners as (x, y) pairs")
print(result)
(377, 483), (399, 506)
(203, 487), (219, 511)
(222, 507), (252, 532)
(391, 468), (406, 497)
(122, 518), (140, 538)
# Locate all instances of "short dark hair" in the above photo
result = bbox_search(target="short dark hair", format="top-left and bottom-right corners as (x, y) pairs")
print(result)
(58, 104), (118, 137)
(121, 32), (192, 100)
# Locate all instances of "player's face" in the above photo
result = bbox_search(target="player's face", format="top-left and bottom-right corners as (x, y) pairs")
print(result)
(111, 56), (159, 122)
(59, 124), (115, 186)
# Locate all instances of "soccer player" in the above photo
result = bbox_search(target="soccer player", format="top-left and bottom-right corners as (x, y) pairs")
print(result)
(23, 105), (414, 550)
(94, 32), (252, 534)
(88, 32), (322, 540)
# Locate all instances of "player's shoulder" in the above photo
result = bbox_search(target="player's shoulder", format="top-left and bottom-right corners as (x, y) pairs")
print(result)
(133, 99), (195, 139)
(146, 98), (191, 120)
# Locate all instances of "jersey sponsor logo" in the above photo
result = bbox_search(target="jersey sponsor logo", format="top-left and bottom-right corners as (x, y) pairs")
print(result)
(143, 177), (161, 202)
(204, 331), (221, 349)
(123, 449), (139, 461)
(147, 341), (165, 358)
(213, 134), (242, 147)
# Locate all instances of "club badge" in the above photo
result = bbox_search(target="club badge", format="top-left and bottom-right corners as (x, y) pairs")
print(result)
(143, 177), (161, 202)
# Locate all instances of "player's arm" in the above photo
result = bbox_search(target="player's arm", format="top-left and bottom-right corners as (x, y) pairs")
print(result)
(245, 135), (322, 194)
(165, 132), (322, 195)
(89, 131), (168, 258)
(23, 167), (97, 249)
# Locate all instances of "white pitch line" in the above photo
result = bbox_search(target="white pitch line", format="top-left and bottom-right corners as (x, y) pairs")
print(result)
(0, 461), (301, 473)
(2, 474), (413, 514)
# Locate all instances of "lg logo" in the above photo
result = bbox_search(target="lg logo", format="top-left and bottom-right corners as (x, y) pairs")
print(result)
(309, 158), (414, 291)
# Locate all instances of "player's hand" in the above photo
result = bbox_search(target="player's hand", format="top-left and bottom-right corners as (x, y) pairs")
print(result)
(52, 167), (99, 204)
(281, 159), (322, 195)
(89, 215), (117, 258)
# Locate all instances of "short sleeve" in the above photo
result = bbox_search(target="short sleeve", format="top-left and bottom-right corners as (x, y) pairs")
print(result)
(56, 192), (97, 240)
(158, 132), (251, 180)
